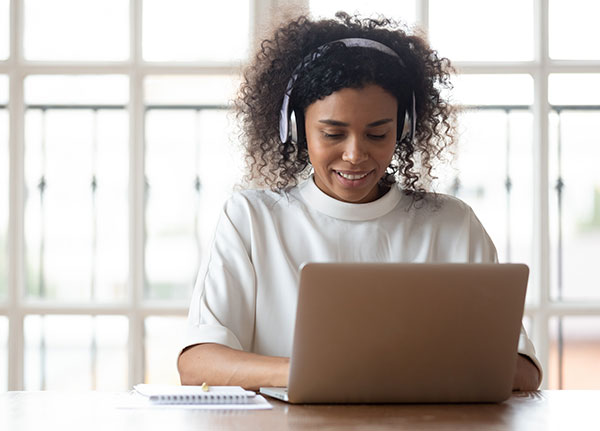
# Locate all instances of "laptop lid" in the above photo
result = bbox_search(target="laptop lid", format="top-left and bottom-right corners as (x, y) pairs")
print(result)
(286, 263), (528, 404)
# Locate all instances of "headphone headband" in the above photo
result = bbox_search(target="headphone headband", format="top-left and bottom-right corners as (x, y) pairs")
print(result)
(279, 37), (416, 145)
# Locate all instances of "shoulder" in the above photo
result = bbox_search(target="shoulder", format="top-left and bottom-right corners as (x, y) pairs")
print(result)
(397, 190), (489, 238)
(226, 187), (297, 211)
(399, 190), (475, 221)
(222, 186), (303, 224)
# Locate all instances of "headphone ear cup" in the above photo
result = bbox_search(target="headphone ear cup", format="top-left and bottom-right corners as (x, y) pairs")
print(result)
(290, 109), (306, 146)
(290, 110), (298, 144)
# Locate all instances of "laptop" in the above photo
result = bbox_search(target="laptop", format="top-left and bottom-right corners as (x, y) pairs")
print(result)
(260, 263), (528, 404)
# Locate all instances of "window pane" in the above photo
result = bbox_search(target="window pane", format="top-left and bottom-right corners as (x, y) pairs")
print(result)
(25, 109), (129, 302)
(309, 0), (416, 25)
(549, 110), (600, 301)
(142, 0), (250, 62)
(549, 0), (600, 60)
(549, 74), (600, 106)
(0, 75), (6, 104)
(549, 74), (600, 301)
(24, 315), (128, 390)
(429, 0), (534, 61)
(24, 76), (128, 302)
(0, 316), (7, 390)
(24, 0), (129, 61)
(25, 75), (128, 105)
(549, 317), (600, 389)
(0, 0), (8, 60)
(450, 74), (534, 107)
(145, 75), (239, 106)
(144, 316), (186, 384)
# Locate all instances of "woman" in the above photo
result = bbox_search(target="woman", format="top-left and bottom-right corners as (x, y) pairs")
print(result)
(177, 12), (542, 391)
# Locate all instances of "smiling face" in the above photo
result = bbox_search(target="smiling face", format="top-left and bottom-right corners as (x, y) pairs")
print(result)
(304, 84), (398, 203)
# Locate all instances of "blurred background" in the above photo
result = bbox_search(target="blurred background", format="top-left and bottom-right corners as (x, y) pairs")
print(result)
(0, 0), (598, 391)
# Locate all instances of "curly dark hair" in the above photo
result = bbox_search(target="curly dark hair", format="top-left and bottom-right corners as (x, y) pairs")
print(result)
(235, 12), (456, 197)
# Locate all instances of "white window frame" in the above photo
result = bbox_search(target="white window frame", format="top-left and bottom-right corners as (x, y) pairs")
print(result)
(2, 0), (600, 391)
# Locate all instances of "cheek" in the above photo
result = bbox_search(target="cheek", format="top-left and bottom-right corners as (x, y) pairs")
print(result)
(307, 141), (335, 166)
(371, 142), (397, 165)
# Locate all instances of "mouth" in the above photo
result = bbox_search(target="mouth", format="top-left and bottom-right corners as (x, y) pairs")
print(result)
(335, 170), (372, 180)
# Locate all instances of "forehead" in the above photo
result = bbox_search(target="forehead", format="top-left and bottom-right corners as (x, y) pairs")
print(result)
(305, 84), (398, 122)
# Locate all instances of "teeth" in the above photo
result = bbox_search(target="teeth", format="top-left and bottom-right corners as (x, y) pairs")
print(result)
(338, 171), (369, 180)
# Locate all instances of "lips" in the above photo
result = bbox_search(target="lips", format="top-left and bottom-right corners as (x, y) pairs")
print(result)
(335, 170), (371, 180)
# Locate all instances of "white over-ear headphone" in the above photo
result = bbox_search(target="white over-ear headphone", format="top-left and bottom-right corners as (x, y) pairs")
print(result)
(278, 38), (416, 146)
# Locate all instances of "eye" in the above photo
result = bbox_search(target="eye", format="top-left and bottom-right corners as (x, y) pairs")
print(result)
(368, 133), (387, 140)
(322, 132), (344, 139)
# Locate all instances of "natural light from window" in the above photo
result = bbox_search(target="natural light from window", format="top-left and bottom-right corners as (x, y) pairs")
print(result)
(0, 0), (8, 60)
(142, 0), (250, 62)
(24, 0), (129, 61)
(429, 0), (534, 61)
(549, 0), (600, 60)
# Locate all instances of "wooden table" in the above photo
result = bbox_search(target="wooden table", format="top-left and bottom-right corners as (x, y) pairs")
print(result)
(1, 390), (599, 430)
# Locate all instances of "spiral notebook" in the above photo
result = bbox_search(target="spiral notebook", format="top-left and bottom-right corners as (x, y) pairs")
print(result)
(133, 384), (258, 405)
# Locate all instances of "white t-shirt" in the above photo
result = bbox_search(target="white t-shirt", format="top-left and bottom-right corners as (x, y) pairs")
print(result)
(184, 176), (541, 373)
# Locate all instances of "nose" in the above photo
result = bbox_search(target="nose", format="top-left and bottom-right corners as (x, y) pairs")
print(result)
(341, 136), (369, 165)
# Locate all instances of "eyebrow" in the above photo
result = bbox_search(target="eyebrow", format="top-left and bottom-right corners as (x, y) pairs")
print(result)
(318, 118), (394, 127)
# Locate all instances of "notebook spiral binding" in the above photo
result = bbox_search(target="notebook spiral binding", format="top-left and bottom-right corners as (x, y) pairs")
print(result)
(149, 394), (250, 404)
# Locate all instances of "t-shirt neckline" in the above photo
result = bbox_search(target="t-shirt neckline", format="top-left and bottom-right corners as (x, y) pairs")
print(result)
(298, 175), (402, 221)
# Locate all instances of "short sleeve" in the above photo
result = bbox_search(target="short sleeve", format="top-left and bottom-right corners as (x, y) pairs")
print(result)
(182, 197), (257, 353)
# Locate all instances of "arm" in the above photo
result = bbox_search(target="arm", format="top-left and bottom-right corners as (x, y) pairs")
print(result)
(512, 354), (541, 391)
(178, 343), (289, 391)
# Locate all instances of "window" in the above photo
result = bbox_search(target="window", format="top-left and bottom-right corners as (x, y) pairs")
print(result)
(2, 0), (599, 391)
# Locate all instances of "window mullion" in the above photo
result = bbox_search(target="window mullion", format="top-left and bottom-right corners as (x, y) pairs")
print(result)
(7, 0), (25, 392)
(128, 0), (145, 388)
(532, 0), (551, 389)
(417, 0), (429, 33)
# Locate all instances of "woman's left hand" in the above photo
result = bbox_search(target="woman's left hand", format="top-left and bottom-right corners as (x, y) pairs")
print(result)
(512, 354), (541, 391)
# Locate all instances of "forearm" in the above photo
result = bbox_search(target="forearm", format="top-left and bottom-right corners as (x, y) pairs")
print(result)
(512, 353), (541, 391)
(177, 343), (289, 391)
